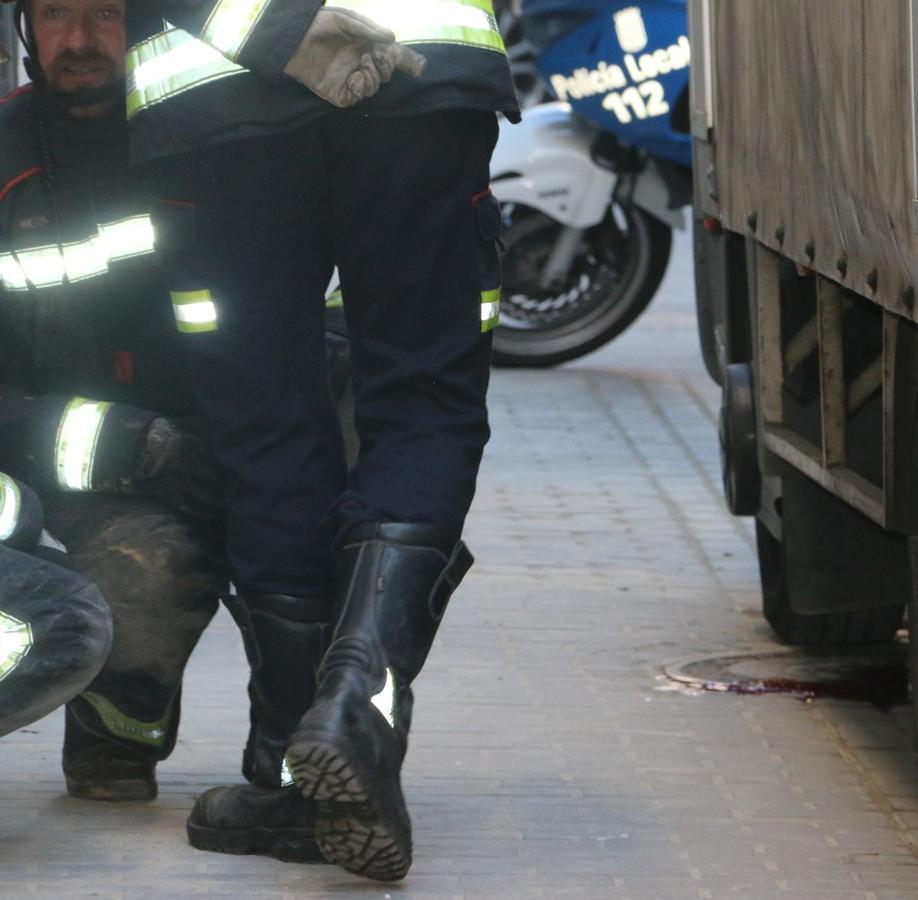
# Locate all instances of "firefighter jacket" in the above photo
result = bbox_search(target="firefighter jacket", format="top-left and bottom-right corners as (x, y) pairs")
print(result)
(0, 84), (197, 495)
(125, 0), (520, 162)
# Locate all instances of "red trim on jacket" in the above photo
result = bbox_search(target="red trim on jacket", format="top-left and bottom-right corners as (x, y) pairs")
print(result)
(0, 166), (43, 204)
(0, 84), (33, 105)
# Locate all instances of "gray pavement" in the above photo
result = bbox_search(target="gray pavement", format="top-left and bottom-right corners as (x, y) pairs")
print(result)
(3, 231), (918, 898)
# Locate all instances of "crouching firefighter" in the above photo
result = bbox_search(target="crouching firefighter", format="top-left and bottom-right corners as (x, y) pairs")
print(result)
(0, 470), (112, 737)
(0, 0), (228, 799)
(126, 0), (518, 880)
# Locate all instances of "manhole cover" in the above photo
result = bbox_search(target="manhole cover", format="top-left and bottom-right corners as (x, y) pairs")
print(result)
(662, 644), (909, 708)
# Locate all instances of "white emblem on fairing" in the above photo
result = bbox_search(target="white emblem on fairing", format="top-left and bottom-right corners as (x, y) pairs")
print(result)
(614, 6), (649, 54)
(371, 668), (396, 729)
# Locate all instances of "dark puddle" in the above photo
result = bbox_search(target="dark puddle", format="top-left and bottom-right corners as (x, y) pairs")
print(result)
(661, 644), (910, 710)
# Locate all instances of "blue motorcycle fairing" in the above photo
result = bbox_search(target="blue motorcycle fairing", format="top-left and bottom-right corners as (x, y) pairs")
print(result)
(529, 0), (692, 169)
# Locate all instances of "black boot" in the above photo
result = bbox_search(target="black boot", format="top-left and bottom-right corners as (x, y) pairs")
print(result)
(285, 522), (473, 882)
(186, 593), (329, 863)
(63, 677), (179, 801)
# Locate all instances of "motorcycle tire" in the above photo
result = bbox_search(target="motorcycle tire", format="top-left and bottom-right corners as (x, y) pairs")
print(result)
(492, 203), (672, 368)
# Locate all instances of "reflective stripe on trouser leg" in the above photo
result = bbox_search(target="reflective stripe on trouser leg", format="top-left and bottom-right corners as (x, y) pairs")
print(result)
(171, 289), (218, 333)
(0, 474), (21, 542)
(481, 288), (500, 333)
(54, 398), (114, 491)
(80, 690), (172, 747)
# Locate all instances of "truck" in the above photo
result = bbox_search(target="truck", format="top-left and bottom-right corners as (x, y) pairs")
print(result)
(688, 0), (918, 711)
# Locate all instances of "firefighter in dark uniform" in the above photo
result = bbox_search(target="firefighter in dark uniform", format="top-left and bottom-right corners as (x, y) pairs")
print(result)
(0, 468), (113, 738)
(0, 0), (227, 800)
(125, 0), (519, 881)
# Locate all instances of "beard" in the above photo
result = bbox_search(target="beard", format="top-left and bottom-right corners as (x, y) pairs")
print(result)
(45, 49), (119, 94)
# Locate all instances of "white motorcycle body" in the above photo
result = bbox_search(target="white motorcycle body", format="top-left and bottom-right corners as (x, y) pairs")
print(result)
(489, 102), (685, 231)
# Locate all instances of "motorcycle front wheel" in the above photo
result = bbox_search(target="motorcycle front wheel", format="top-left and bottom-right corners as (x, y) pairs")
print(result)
(492, 203), (672, 368)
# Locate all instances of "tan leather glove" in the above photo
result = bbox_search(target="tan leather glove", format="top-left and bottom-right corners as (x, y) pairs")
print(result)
(283, 6), (427, 108)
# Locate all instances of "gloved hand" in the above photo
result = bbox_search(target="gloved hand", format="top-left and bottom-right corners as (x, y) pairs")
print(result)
(282, 7), (427, 108)
(130, 417), (224, 521)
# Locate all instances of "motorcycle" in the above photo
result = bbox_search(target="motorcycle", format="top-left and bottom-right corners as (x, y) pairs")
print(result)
(490, 0), (692, 367)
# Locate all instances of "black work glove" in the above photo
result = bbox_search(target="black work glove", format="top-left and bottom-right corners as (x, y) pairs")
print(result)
(130, 417), (225, 521)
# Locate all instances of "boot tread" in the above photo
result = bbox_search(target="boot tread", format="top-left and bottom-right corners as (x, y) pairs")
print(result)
(287, 739), (411, 881)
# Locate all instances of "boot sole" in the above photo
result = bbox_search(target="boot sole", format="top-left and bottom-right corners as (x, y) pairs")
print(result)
(65, 776), (157, 802)
(286, 736), (411, 882)
(186, 821), (324, 863)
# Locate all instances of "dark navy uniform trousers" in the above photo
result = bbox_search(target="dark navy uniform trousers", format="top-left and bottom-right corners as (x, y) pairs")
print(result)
(149, 109), (501, 597)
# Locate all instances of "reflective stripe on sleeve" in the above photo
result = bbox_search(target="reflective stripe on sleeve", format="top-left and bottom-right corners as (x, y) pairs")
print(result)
(332, 0), (505, 52)
(0, 215), (155, 292)
(0, 611), (33, 682)
(202, 0), (271, 60)
(54, 398), (114, 491)
(0, 474), (21, 542)
(171, 289), (218, 333)
(125, 0), (504, 118)
(481, 288), (500, 332)
(126, 28), (244, 119)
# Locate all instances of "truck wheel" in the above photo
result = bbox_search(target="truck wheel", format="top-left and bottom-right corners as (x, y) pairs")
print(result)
(756, 519), (904, 645)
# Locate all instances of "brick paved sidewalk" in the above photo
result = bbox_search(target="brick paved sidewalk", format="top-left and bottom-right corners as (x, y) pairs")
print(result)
(2, 232), (917, 898)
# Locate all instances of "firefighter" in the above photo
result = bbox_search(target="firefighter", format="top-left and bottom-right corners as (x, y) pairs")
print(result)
(0, 469), (113, 738)
(126, 0), (519, 881)
(0, 0), (227, 801)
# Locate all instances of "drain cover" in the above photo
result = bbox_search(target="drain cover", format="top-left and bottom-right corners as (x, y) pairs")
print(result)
(662, 644), (909, 707)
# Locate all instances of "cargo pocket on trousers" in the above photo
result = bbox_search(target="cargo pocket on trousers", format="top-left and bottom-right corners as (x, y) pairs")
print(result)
(473, 189), (502, 334)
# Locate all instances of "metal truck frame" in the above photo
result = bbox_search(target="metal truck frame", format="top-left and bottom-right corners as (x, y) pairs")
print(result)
(689, 0), (918, 694)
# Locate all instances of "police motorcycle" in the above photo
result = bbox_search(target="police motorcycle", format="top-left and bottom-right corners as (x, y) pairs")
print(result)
(490, 0), (692, 367)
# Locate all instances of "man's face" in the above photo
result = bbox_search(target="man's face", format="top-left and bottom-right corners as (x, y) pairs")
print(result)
(31, 0), (126, 95)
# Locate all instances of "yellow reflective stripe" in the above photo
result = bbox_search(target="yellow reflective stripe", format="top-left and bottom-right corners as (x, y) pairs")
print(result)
(172, 289), (218, 333)
(54, 398), (114, 491)
(100, 216), (157, 262)
(202, 0), (270, 60)
(0, 215), (155, 292)
(333, 0), (505, 52)
(0, 611), (33, 682)
(126, 28), (244, 119)
(0, 474), (21, 542)
(481, 287), (500, 332)
(81, 691), (170, 747)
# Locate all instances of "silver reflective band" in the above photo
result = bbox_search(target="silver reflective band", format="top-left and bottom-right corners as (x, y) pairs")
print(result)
(0, 215), (155, 292)
(202, 0), (270, 60)
(0, 474), (21, 542)
(481, 288), (500, 333)
(333, 0), (505, 52)
(171, 290), (218, 333)
(280, 757), (295, 787)
(54, 398), (114, 491)
(0, 611), (33, 683)
(370, 667), (396, 728)
(127, 28), (244, 119)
